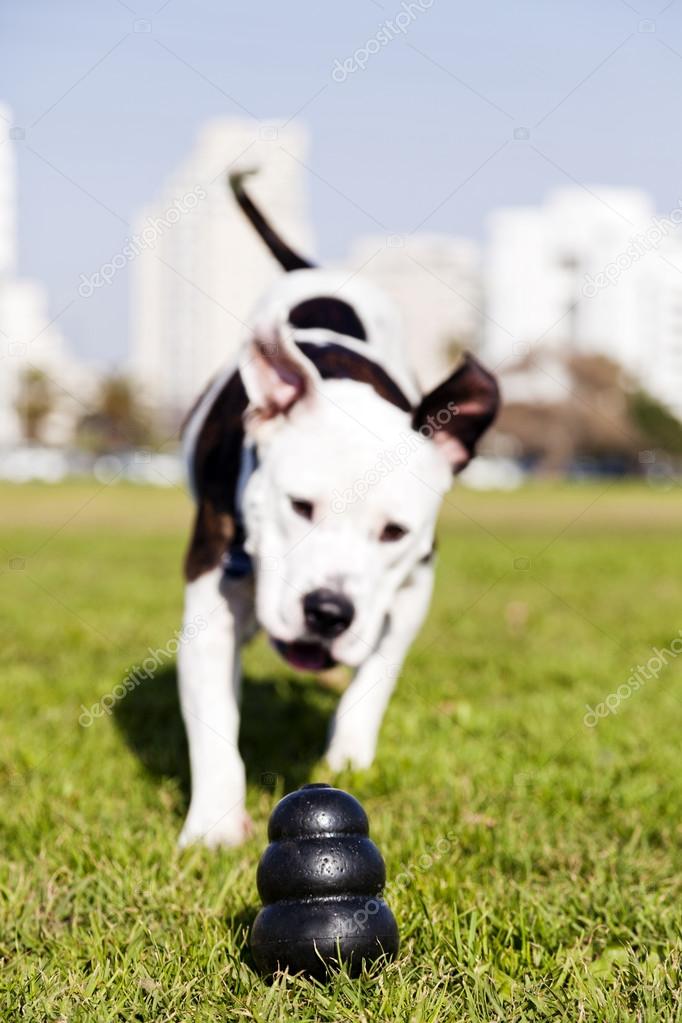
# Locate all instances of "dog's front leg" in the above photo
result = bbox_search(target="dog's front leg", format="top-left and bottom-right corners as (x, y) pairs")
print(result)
(326, 561), (435, 771)
(177, 567), (253, 849)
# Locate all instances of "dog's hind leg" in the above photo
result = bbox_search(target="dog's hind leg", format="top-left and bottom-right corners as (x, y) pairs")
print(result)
(325, 561), (435, 772)
(177, 567), (254, 848)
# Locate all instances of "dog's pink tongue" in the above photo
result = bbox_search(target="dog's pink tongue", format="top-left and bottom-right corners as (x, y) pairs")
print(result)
(272, 637), (335, 672)
(287, 642), (329, 672)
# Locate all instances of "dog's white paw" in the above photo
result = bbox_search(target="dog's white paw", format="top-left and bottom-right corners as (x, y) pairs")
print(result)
(178, 807), (253, 850)
(325, 732), (376, 772)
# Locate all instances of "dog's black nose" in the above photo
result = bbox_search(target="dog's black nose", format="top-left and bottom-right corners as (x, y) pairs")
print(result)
(303, 589), (355, 639)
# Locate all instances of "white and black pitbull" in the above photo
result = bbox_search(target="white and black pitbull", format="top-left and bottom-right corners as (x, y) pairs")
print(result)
(177, 172), (499, 847)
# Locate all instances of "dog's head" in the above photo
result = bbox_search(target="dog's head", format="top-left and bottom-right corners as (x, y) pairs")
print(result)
(239, 323), (499, 672)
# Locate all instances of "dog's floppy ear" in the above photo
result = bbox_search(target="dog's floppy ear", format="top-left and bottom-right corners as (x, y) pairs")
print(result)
(239, 319), (321, 429)
(412, 353), (500, 472)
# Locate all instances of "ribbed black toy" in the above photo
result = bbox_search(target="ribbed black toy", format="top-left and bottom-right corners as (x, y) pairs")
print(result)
(250, 783), (399, 978)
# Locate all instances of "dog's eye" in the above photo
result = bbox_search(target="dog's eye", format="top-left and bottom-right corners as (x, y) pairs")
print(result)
(380, 522), (408, 543)
(290, 497), (314, 521)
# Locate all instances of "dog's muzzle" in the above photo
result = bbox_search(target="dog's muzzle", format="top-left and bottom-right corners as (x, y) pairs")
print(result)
(270, 590), (355, 673)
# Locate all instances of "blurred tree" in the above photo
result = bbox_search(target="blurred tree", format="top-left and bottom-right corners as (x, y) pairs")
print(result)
(15, 367), (54, 444)
(565, 354), (638, 461)
(495, 352), (650, 473)
(628, 390), (682, 454)
(76, 374), (155, 454)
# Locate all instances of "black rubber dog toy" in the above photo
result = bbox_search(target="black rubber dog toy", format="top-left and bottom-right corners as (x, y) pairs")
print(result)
(250, 783), (399, 978)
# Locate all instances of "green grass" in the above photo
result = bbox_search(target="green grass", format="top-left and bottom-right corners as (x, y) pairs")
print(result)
(2, 480), (682, 1021)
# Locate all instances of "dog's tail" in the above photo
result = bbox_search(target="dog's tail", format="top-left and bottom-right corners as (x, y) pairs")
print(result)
(228, 169), (315, 273)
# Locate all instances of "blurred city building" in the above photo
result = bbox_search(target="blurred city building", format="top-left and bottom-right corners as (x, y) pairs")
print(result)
(0, 103), (91, 447)
(130, 118), (313, 419)
(346, 234), (481, 391)
(485, 187), (682, 417)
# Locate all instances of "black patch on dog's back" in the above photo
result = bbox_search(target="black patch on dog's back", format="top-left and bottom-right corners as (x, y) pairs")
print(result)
(298, 342), (411, 412)
(289, 297), (367, 342)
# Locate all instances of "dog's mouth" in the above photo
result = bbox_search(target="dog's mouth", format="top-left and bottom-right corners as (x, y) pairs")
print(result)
(271, 638), (337, 673)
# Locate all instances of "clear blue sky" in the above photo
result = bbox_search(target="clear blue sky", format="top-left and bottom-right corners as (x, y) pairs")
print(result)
(2, 0), (681, 365)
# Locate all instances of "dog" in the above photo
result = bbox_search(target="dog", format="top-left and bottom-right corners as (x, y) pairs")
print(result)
(177, 171), (500, 847)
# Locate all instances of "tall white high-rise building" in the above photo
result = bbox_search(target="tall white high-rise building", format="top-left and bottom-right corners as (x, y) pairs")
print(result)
(131, 118), (313, 416)
(485, 187), (682, 416)
(0, 105), (88, 447)
(346, 234), (481, 391)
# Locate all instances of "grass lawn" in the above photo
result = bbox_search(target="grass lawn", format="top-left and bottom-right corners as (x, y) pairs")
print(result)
(2, 480), (682, 1021)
